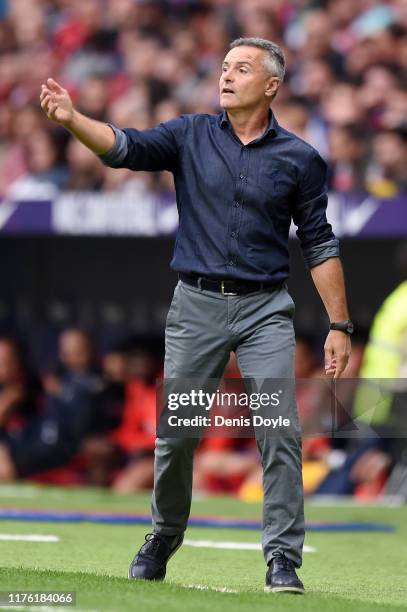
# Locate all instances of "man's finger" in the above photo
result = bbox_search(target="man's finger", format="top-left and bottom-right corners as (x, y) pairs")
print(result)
(41, 93), (51, 106)
(40, 88), (51, 101)
(47, 78), (64, 93)
(324, 345), (334, 370)
(325, 341), (337, 377)
(333, 353), (349, 379)
(47, 102), (58, 118)
(40, 92), (50, 104)
(40, 94), (51, 111)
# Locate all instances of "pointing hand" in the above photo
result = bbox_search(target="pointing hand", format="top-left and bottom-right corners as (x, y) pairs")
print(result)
(40, 78), (74, 126)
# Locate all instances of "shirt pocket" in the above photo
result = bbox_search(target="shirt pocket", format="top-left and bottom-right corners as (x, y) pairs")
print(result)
(256, 158), (296, 201)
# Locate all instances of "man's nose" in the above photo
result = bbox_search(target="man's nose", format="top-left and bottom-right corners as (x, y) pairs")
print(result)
(222, 68), (234, 81)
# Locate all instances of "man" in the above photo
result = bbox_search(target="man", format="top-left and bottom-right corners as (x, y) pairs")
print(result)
(0, 328), (101, 481)
(40, 37), (352, 594)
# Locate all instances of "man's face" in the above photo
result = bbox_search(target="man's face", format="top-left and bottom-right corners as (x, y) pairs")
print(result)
(0, 341), (20, 384)
(374, 134), (405, 169)
(59, 330), (92, 373)
(219, 45), (279, 111)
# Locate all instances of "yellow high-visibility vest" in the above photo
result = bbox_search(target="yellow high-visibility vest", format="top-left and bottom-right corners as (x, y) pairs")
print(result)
(353, 281), (407, 424)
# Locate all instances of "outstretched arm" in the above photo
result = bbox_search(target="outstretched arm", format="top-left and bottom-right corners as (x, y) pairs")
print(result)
(40, 78), (115, 154)
(40, 78), (182, 172)
(310, 257), (351, 378)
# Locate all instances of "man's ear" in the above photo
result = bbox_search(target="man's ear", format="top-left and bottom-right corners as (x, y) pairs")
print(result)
(265, 77), (280, 99)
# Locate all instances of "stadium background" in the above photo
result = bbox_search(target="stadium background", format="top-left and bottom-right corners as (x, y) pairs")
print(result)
(0, 2), (407, 609)
(1, 0), (406, 339)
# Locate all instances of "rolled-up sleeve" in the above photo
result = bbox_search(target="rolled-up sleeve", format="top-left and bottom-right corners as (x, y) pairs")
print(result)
(99, 125), (128, 168)
(98, 116), (185, 173)
(293, 149), (340, 268)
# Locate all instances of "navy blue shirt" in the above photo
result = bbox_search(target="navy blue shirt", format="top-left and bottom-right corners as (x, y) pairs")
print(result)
(100, 111), (339, 283)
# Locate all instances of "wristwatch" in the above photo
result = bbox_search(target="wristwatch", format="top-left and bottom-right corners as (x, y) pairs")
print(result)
(329, 320), (354, 335)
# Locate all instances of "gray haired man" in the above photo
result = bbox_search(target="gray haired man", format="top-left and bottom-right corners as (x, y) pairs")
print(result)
(40, 37), (352, 593)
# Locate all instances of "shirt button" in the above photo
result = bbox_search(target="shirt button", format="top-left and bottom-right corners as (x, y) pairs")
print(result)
(233, 201), (240, 207)
(231, 231), (238, 238)
(239, 173), (245, 180)
(228, 259), (236, 266)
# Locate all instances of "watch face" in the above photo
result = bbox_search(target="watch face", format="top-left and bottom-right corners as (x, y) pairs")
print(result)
(347, 321), (354, 334)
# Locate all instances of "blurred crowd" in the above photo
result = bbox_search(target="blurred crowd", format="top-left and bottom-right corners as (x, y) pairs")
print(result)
(1, 326), (405, 500)
(1, 1), (407, 499)
(0, 329), (160, 492)
(0, 0), (407, 201)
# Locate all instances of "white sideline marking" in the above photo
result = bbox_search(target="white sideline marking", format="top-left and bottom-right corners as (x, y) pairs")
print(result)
(0, 608), (99, 612)
(183, 583), (238, 594)
(309, 494), (404, 508)
(183, 539), (316, 553)
(0, 485), (39, 498)
(0, 534), (60, 542)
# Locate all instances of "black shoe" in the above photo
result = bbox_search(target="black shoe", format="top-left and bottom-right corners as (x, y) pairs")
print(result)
(128, 532), (183, 581)
(264, 553), (305, 594)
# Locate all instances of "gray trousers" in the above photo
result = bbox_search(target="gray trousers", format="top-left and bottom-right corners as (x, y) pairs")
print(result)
(151, 280), (304, 567)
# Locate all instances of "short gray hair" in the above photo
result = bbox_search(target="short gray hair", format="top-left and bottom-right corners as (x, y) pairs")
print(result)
(229, 37), (285, 81)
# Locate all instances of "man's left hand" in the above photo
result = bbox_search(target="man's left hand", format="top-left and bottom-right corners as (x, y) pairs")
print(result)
(324, 330), (351, 378)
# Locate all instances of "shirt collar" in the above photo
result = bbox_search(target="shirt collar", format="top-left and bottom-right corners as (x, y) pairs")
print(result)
(219, 108), (278, 138)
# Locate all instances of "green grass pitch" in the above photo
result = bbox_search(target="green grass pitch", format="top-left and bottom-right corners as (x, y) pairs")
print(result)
(0, 485), (405, 611)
